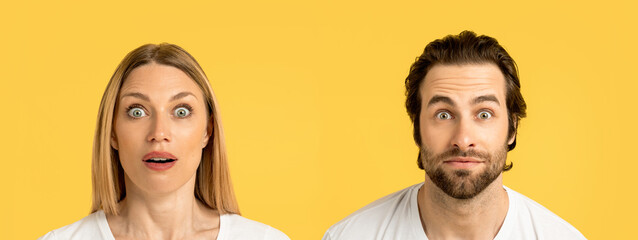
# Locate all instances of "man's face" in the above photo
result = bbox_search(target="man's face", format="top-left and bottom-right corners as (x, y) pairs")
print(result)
(419, 63), (514, 199)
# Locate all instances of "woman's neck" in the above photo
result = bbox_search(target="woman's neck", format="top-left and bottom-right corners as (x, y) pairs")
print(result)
(106, 175), (220, 240)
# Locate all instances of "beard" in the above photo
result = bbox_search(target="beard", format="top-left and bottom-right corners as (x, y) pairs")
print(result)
(421, 145), (507, 199)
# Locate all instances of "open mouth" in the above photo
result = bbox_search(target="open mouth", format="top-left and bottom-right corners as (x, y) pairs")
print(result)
(144, 158), (176, 163)
(142, 151), (178, 171)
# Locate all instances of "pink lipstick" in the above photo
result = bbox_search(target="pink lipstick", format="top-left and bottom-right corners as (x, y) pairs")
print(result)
(143, 151), (178, 171)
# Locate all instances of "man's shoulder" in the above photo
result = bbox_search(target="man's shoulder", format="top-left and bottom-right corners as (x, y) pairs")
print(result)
(504, 186), (586, 239)
(323, 183), (425, 240)
(338, 182), (421, 219)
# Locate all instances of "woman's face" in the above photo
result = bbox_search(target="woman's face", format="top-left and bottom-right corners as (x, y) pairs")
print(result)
(112, 63), (211, 194)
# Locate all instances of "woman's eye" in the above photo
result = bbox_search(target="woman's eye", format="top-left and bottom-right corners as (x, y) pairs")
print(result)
(478, 111), (492, 119)
(175, 107), (191, 118)
(436, 112), (452, 120)
(127, 107), (146, 118)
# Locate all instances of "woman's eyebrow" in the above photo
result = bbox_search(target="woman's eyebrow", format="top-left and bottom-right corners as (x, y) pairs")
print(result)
(120, 92), (149, 101)
(171, 91), (197, 101)
(119, 91), (196, 102)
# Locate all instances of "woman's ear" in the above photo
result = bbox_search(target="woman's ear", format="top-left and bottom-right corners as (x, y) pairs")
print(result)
(202, 118), (213, 148)
(111, 133), (119, 150)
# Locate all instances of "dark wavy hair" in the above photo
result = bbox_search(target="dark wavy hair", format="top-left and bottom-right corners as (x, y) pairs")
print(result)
(405, 31), (527, 170)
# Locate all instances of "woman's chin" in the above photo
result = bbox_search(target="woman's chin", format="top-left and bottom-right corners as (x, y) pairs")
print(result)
(128, 173), (196, 196)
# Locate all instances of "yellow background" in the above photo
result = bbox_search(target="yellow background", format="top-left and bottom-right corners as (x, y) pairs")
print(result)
(1, 0), (636, 239)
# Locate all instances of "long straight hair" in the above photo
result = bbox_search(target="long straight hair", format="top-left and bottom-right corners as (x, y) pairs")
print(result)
(91, 43), (239, 215)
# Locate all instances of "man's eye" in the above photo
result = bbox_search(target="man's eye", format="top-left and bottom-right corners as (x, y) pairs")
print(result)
(127, 107), (147, 118)
(174, 107), (191, 118)
(436, 112), (452, 120)
(478, 111), (492, 119)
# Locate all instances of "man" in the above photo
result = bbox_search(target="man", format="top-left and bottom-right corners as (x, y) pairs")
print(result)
(323, 31), (586, 239)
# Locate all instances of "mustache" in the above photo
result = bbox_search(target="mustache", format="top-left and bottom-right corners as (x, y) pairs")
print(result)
(428, 148), (491, 161)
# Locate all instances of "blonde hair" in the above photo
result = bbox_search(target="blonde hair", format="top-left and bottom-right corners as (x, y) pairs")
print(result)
(91, 43), (239, 215)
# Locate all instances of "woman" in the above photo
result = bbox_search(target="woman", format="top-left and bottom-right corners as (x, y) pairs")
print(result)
(39, 43), (289, 240)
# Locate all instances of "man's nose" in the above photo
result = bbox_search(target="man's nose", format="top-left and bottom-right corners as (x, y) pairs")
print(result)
(147, 113), (171, 143)
(450, 116), (476, 151)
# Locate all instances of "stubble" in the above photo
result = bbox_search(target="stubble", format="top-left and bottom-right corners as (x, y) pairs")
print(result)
(421, 146), (507, 199)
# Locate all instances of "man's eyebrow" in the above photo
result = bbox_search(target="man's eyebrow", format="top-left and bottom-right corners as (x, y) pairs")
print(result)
(473, 95), (500, 105)
(427, 95), (455, 107)
(120, 92), (149, 101)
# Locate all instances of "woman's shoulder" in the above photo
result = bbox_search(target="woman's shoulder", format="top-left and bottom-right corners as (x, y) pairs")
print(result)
(38, 210), (114, 240)
(219, 214), (289, 240)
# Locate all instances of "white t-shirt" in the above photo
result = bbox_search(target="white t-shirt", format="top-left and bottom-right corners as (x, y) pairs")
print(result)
(323, 183), (586, 240)
(39, 210), (289, 240)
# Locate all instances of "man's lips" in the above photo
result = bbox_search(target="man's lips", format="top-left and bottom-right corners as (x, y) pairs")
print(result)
(143, 151), (178, 161)
(443, 157), (483, 163)
(443, 157), (484, 168)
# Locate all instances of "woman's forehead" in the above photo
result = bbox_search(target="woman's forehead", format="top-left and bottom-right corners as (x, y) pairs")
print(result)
(119, 63), (204, 101)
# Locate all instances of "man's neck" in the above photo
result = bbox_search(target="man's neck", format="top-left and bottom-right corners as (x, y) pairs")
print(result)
(417, 174), (509, 240)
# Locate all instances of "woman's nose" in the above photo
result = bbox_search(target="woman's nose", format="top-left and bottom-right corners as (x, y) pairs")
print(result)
(147, 113), (171, 143)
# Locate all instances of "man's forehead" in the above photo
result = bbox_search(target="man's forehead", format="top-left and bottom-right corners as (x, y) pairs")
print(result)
(421, 63), (506, 101)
